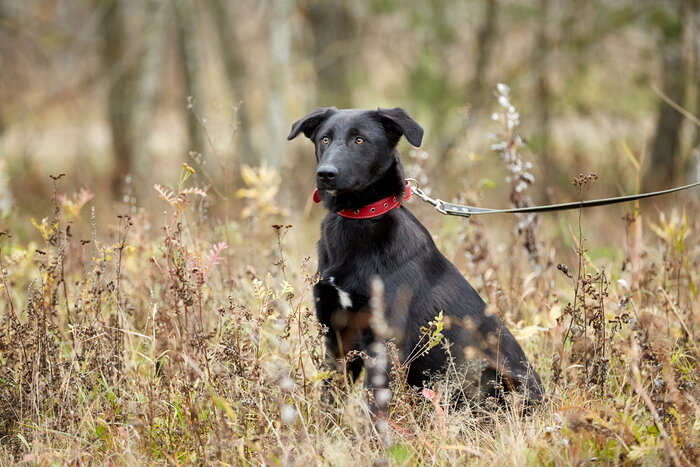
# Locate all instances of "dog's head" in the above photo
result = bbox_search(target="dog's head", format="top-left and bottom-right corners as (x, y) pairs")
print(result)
(287, 107), (423, 196)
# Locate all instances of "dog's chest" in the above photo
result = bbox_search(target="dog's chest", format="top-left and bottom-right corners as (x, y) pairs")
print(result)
(321, 215), (399, 263)
(327, 276), (353, 309)
(317, 246), (378, 314)
(318, 245), (387, 305)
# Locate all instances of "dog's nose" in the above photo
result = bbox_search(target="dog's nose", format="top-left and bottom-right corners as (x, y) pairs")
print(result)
(316, 165), (338, 181)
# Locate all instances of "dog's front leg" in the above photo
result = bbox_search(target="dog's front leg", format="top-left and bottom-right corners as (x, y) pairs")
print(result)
(314, 280), (365, 405)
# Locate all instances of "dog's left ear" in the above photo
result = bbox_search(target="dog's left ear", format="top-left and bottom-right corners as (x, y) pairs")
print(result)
(377, 107), (424, 147)
(287, 107), (337, 140)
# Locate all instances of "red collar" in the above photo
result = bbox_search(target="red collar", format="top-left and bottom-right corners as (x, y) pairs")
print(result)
(312, 181), (412, 219)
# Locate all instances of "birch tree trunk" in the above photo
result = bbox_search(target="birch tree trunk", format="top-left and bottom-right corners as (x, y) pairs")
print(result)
(267, 0), (292, 168)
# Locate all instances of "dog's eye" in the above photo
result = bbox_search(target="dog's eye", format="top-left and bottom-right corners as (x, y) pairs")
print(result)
(321, 136), (330, 145)
(355, 137), (365, 145)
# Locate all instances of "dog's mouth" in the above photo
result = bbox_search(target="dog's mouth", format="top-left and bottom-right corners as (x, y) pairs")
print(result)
(316, 185), (344, 196)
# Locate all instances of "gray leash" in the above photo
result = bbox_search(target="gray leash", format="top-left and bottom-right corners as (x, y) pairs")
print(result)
(406, 179), (700, 218)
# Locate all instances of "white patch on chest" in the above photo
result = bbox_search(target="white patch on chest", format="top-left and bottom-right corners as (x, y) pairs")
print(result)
(337, 289), (353, 309)
(329, 276), (353, 309)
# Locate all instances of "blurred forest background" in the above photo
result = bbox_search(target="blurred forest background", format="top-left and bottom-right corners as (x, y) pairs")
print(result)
(0, 0), (699, 225)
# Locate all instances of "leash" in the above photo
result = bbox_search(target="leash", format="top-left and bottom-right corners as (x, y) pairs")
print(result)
(406, 178), (700, 218)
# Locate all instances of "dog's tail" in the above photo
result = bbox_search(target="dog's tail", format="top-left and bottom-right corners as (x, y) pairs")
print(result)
(468, 315), (546, 404)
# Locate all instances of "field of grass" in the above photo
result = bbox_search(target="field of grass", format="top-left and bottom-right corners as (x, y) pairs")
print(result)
(1, 167), (698, 465)
(1, 116), (699, 465)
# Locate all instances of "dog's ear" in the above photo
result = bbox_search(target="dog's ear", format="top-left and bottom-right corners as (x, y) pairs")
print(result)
(377, 107), (424, 147)
(287, 107), (337, 140)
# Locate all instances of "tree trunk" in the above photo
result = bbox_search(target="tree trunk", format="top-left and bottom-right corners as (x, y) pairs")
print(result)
(439, 0), (499, 163)
(467, 0), (500, 126)
(689, 0), (700, 186)
(0, 1), (6, 139)
(208, 0), (256, 165)
(648, 2), (686, 189)
(100, 0), (136, 198)
(307, 2), (356, 108)
(131, 0), (169, 191)
(175, 0), (207, 170)
(533, 0), (552, 164)
(267, 0), (292, 168)
(0, 160), (11, 217)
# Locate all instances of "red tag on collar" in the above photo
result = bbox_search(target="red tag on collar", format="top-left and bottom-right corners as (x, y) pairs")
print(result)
(311, 181), (412, 219)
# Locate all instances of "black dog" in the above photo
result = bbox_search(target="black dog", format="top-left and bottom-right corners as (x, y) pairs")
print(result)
(288, 107), (543, 407)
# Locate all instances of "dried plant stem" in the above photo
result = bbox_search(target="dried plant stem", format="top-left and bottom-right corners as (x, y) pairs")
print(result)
(0, 246), (18, 323)
(629, 339), (684, 467)
(368, 276), (391, 444)
(658, 287), (694, 346)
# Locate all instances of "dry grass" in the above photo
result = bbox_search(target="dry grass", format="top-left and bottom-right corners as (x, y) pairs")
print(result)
(1, 111), (699, 466)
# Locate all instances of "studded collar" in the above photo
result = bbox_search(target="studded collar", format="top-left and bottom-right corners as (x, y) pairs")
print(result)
(312, 181), (412, 219)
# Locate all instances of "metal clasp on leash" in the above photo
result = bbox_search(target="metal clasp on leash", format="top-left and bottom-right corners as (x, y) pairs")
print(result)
(405, 178), (454, 216)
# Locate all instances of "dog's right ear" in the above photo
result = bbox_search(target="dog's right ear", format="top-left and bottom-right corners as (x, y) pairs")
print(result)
(376, 107), (424, 147)
(287, 107), (337, 140)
